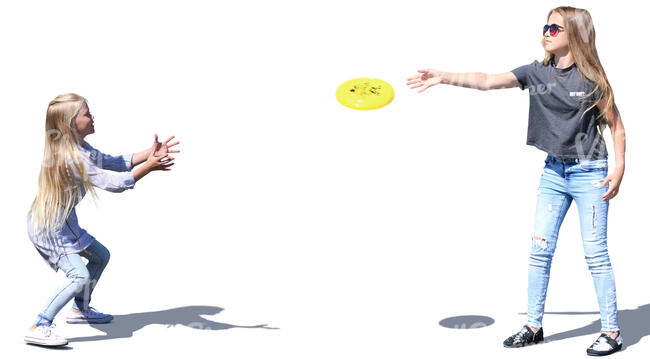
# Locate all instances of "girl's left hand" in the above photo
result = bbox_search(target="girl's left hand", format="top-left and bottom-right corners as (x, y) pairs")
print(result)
(150, 133), (181, 157)
(601, 167), (623, 201)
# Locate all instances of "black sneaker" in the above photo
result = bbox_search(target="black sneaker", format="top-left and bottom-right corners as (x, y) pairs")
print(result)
(586, 332), (623, 356)
(503, 325), (544, 348)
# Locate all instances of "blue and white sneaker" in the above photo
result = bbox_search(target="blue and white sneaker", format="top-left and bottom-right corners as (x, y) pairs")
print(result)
(587, 332), (623, 356)
(66, 306), (114, 324)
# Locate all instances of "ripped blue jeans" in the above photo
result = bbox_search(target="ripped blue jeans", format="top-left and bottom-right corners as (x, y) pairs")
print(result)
(527, 154), (620, 332)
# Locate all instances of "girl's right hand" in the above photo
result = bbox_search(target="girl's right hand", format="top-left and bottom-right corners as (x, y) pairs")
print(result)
(145, 148), (174, 172)
(406, 68), (445, 93)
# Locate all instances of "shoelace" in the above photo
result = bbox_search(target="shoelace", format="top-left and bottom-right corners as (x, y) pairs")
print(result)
(39, 323), (57, 337)
(513, 327), (530, 342)
(598, 334), (612, 344)
(590, 335), (612, 349)
(79, 306), (102, 316)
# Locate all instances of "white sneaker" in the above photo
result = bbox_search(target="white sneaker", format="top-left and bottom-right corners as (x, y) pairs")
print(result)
(66, 306), (114, 324)
(24, 323), (68, 346)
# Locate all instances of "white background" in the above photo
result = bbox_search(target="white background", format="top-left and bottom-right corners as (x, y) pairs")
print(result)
(1, 0), (648, 357)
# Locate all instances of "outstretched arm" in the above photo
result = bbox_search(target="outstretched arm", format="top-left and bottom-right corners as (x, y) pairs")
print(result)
(73, 151), (172, 191)
(82, 142), (133, 172)
(407, 69), (521, 92)
(70, 156), (137, 193)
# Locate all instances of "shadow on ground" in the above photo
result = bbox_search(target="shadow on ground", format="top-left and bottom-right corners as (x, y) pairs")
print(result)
(438, 303), (650, 352)
(439, 315), (495, 329)
(515, 303), (650, 351)
(67, 305), (277, 343)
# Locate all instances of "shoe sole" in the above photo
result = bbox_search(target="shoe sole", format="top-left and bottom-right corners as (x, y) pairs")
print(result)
(504, 339), (544, 348)
(587, 344), (622, 356)
(66, 317), (113, 324)
(24, 337), (68, 346)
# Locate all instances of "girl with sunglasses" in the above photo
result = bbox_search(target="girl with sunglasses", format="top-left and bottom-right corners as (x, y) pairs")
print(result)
(24, 93), (179, 346)
(406, 6), (625, 356)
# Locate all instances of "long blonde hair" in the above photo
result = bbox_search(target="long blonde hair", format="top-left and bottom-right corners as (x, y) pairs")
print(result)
(27, 93), (100, 241)
(540, 6), (618, 136)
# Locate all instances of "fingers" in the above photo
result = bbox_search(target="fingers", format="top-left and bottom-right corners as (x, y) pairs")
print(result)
(151, 157), (174, 171)
(418, 84), (432, 93)
(158, 154), (174, 162)
(602, 189), (612, 200)
(602, 186), (618, 201)
(409, 83), (424, 89)
(600, 177), (615, 200)
(160, 161), (175, 171)
(406, 70), (434, 81)
(164, 135), (175, 144)
(600, 176), (611, 187)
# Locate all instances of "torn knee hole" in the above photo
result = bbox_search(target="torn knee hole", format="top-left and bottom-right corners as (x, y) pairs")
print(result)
(534, 236), (548, 248)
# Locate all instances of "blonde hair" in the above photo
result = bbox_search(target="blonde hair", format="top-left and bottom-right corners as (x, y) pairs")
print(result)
(540, 6), (618, 137)
(26, 93), (100, 243)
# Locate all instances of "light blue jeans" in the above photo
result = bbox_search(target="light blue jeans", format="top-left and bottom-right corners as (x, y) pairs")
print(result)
(527, 154), (619, 332)
(33, 239), (110, 326)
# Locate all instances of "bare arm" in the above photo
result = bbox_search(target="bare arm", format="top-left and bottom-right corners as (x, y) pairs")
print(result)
(596, 98), (625, 201)
(131, 148), (152, 168)
(408, 69), (521, 92)
(440, 72), (485, 90)
(599, 99), (625, 171)
(133, 162), (152, 182)
(441, 72), (521, 91)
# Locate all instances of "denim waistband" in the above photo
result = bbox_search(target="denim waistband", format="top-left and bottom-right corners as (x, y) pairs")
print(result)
(546, 154), (608, 163)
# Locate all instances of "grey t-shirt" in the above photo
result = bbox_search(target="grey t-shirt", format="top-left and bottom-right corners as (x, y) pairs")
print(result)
(511, 58), (607, 160)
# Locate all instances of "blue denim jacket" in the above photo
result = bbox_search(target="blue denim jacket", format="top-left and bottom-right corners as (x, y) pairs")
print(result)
(27, 141), (135, 272)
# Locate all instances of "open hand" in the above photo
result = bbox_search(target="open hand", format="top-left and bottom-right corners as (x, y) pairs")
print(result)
(406, 68), (445, 93)
(146, 133), (176, 171)
(151, 133), (181, 157)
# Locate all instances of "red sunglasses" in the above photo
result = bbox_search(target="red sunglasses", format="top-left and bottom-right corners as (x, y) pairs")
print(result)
(543, 24), (565, 37)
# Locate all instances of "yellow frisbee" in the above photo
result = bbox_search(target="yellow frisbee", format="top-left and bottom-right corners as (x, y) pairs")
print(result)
(336, 77), (394, 110)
